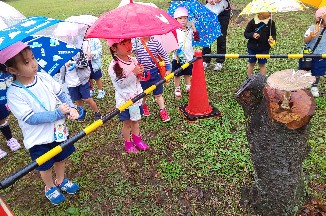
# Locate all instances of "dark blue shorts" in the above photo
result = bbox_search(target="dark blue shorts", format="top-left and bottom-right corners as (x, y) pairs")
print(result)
(247, 49), (270, 64)
(311, 58), (326, 76)
(0, 104), (9, 120)
(140, 67), (163, 95)
(89, 61), (102, 80)
(118, 105), (144, 121)
(29, 141), (75, 171)
(172, 60), (193, 77)
(68, 81), (91, 101)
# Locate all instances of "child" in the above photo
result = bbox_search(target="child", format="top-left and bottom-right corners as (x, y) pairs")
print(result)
(172, 6), (200, 98)
(203, 0), (231, 71)
(84, 38), (105, 99)
(60, 45), (102, 122)
(107, 38), (149, 153)
(0, 70), (21, 159)
(302, 7), (326, 97)
(132, 36), (171, 122)
(0, 42), (80, 205)
(244, 12), (276, 77)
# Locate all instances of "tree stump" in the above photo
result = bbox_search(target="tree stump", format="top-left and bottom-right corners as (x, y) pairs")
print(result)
(235, 74), (316, 216)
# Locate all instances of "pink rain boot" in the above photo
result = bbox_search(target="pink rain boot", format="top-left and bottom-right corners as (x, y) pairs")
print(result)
(124, 140), (138, 153)
(132, 134), (149, 151)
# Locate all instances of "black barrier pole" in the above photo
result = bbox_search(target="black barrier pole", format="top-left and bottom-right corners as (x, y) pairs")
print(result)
(204, 54), (326, 59)
(0, 57), (199, 190)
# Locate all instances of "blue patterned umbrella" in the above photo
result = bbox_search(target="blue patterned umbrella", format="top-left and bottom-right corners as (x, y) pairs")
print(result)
(167, 0), (222, 47)
(0, 16), (88, 76)
(23, 36), (80, 76)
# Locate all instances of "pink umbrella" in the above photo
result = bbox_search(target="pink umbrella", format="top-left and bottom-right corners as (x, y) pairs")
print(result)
(118, 0), (178, 53)
(86, 0), (182, 39)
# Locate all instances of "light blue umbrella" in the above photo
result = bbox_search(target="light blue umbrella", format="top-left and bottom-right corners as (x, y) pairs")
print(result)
(167, 0), (222, 47)
(0, 16), (88, 76)
(0, 16), (60, 50)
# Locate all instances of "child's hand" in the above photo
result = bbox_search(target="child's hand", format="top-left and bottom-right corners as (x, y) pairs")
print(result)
(58, 103), (71, 115)
(190, 21), (196, 32)
(133, 64), (144, 76)
(165, 70), (171, 76)
(253, 33), (260, 39)
(65, 61), (71, 67)
(67, 108), (79, 120)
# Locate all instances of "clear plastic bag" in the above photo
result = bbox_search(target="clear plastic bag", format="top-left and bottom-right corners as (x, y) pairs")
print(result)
(129, 104), (141, 121)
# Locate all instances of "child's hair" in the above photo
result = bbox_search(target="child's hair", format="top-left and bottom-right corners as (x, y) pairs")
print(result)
(108, 39), (131, 80)
(109, 46), (124, 80)
(0, 64), (6, 72)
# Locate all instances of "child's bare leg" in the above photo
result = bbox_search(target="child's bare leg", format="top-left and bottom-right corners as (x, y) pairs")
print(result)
(131, 121), (140, 136)
(53, 160), (66, 184)
(142, 95), (147, 105)
(259, 64), (267, 75)
(75, 99), (84, 107)
(96, 79), (103, 90)
(155, 94), (165, 109)
(84, 98), (99, 112)
(122, 120), (132, 140)
(40, 169), (55, 189)
(174, 76), (181, 87)
(247, 62), (256, 77)
(184, 75), (191, 86)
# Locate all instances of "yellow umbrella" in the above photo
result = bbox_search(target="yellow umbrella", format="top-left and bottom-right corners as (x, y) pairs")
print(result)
(300, 0), (326, 8)
(240, 0), (307, 46)
(240, 0), (306, 15)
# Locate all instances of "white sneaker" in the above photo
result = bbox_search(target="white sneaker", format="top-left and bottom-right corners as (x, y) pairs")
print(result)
(175, 88), (182, 98)
(90, 90), (95, 97)
(96, 90), (105, 99)
(311, 87), (319, 97)
(185, 85), (191, 93)
(0, 149), (7, 159)
(214, 63), (222, 71)
(6, 138), (21, 151)
(203, 62), (209, 69)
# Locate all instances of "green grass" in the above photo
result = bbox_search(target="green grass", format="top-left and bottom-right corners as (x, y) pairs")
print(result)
(0, 0), (325, 215)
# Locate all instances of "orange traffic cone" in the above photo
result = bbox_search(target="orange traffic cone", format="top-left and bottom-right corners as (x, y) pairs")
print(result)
(179, 50), (221, 121)
(0, 198), (14, 216)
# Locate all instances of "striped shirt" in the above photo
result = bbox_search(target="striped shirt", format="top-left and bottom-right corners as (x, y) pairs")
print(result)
(132, 37), (171, 71)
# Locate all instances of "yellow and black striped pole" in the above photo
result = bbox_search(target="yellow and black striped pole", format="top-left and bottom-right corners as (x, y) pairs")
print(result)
(0, 57), (199, 190)
(204, 54), (326, 59)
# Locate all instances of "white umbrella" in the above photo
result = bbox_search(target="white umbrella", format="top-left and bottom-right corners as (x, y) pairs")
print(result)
(0, 1), (25, 30)
(65, 15), (98, 26)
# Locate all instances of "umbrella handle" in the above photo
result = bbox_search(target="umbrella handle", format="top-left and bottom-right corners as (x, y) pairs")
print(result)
(67, 62), (76, 71)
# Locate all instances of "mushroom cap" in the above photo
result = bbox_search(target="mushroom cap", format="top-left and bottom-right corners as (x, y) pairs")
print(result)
(267, 69), (316, 91)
